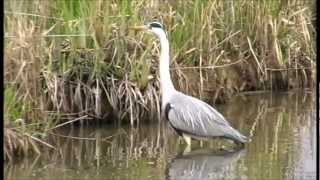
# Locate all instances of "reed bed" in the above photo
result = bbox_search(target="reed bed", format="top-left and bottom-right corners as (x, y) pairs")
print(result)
(4, 0), (316, 158)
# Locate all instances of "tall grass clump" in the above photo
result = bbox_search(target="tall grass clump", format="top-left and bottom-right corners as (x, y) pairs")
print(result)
(4, 0), (315, 158)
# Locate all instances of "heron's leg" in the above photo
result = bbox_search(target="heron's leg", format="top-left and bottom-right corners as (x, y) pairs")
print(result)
(182, 134), (191, 154)
(182, 134), (191, 146)
(177, 136), (182, 144)
(200, 140), (203, 147)
(183, 145), (191, 155)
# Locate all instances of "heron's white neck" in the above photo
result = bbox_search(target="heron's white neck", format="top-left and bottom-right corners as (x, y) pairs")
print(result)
(156, 30), (175, 106)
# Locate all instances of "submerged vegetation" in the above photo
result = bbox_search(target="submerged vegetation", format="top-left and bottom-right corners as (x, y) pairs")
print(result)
(4, 0), (315, 159)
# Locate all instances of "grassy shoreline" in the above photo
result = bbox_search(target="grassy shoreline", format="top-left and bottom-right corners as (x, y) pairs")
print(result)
(4, 0), (316, 159)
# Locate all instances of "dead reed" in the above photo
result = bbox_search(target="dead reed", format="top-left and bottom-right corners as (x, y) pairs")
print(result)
(4, 0), (316, 158)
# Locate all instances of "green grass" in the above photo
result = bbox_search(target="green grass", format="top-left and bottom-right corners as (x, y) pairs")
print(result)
(4, 86), (25, 125)
(3, 0), (316, 159)
(4, 0), (316, 125)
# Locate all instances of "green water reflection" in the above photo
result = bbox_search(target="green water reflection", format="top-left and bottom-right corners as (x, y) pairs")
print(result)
(5, 91), (316, 180)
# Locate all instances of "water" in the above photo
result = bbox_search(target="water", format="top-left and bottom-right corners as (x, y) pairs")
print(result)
(5, 91), (316, 180)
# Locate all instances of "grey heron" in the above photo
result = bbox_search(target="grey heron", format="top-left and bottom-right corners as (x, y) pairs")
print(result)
(132, 21), (249, 147)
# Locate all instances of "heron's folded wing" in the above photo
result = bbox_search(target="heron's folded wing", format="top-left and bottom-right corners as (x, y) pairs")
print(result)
(167, 93), (234, 138)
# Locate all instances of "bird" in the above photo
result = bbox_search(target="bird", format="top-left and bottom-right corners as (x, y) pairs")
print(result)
(132, 21), (249, 148)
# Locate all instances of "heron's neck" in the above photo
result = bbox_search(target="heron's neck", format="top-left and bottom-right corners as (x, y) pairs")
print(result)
(158, 32), (175, 105)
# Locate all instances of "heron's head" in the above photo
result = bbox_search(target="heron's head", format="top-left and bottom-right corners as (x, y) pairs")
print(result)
(131, 21), (166, 39)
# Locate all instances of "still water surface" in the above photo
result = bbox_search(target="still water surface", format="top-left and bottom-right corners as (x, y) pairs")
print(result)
(5, 91), (316, 180)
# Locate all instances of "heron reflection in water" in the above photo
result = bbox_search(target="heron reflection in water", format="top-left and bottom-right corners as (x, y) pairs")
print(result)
(132, 22), (249, 150)
(166, 148), (246, 180)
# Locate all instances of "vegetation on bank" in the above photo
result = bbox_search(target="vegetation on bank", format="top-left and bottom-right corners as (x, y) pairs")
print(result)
(4, 0), (315, 159)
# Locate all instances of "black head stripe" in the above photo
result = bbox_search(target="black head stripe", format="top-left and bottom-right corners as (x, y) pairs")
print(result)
(149, 22), (163, 29)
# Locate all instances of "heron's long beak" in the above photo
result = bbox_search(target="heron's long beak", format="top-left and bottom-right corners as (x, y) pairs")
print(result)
(130, 25), (148, 32)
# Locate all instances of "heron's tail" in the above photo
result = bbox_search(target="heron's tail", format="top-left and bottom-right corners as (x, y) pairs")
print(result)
(235, 133), (250, 144)
(224, 129), (250, 145)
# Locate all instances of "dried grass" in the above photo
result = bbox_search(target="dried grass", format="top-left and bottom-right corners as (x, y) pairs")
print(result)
(4, 0), (316, 158)
(4, 128), (55, 161)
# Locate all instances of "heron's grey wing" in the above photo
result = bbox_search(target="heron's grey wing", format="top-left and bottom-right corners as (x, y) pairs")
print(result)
(167, 92), (245, 141)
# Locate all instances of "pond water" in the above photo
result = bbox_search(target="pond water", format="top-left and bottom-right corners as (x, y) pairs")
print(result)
(5, 91), (316, 180)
